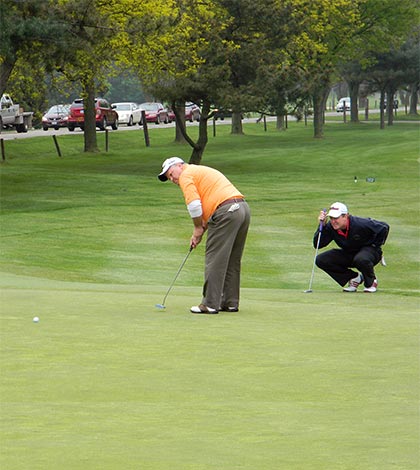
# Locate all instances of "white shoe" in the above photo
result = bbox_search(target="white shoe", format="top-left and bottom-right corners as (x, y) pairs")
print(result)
(190, 304), (218, 314)
(343, 273), (363, 292)
(364, 279), (378, 293)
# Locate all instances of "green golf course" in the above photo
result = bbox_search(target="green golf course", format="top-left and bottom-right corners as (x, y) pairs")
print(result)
(1, 121), (419, 469)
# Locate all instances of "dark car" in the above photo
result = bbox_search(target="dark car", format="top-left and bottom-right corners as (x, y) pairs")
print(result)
(138, 102), (169, 124)
(67, 98), (119, 131)
(384, 99), (398, 110)
(42, 104), (70, 130)
(185, 102), (201, 122)
(213, 108), (233, 120)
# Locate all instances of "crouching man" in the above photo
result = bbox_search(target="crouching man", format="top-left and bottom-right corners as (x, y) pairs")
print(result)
(314, 202), (389, 293)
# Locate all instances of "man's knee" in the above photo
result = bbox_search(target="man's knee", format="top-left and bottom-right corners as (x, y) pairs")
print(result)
(353, 251), (376, 270)
(316, 253), (328, 269)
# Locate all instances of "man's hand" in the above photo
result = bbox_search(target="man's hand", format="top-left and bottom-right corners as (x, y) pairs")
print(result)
(191, 225), (205, 248)
(191, 217), (206, 248)
(318, 210), (327, 225)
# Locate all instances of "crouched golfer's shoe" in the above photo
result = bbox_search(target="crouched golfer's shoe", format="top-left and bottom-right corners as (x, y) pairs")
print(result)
(219, 306), (239, 312)
(343, 273), (364, 292)
(364, 279), (378, 293)
(190, 304), (218, 314)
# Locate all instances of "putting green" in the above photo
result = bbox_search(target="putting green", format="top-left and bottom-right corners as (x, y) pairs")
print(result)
(1, 271), (418, 469)
(1, 122), (419, 468)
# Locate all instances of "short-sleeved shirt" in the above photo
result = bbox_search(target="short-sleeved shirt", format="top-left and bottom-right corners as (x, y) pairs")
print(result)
(179, 164), (244, 221)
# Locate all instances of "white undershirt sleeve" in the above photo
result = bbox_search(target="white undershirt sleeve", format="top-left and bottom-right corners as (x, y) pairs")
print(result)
(187, 199), (203, 218)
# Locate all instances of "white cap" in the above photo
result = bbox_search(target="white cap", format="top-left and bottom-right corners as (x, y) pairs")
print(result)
(158, 157), (184, 181)
(327, 202), (348, 218)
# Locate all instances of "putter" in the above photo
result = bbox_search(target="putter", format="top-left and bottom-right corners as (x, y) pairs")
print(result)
(155, 246), (193, 309)
(304, 210), (326, 293)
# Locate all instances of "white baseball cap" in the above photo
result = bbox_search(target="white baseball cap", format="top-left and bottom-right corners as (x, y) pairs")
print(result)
(327, 202), (348, 218)
(158, 157), (184, 181)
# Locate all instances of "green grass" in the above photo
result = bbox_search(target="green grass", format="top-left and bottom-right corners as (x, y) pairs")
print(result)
(323, 112), (420, 122)
(1, 121), (419, 469)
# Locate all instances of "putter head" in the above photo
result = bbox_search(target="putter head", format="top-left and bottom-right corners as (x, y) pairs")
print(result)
(155, 304), (166, 309)
(304, 289), (313, 293)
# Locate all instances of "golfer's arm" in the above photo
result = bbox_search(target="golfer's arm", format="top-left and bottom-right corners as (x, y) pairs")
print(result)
(314, 226), (331, 248)
(192, 216), (206, 233)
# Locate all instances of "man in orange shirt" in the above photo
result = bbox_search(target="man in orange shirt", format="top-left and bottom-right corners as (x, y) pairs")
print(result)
(158, 157), (251, 314)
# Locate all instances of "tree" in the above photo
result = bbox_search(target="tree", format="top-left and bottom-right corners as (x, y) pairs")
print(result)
(365, 33), (420, 128)
(0, 0), (65, 95)
(110, 0), (238, 163)
(286, 0), (419, 138)
(116, 0), (302, 161)
(213, 0), (293, 135)
(401, 30), (420, 116)
(6, 53), (49, 126)
(49, 0), (126, 152)
(338, 61), (365, 123)
(106, 69), (146, 104)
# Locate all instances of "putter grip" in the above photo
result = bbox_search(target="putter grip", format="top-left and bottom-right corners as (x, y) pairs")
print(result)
(319, 208), (327, 232)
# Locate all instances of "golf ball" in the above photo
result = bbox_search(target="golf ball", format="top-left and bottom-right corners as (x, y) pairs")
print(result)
(33, 316), (39, 323)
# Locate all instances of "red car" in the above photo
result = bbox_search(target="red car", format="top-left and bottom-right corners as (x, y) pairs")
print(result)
(67, 98), (119, 131)
(167, 108), (176, 123)
(139, 102), (169, 124)
(165, 103), (200, 123)
(185, 102), (201, 122)
(42, 104), (70, 130)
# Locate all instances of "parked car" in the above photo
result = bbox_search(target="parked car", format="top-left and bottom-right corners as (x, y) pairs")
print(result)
(111, 102), (142, 126)
(165, 104), (200, 123)
(213, 108), (233, 120)
(185, 102), (201, 122)
(138, 102), (169, 124)
(42, 104), (70, 130)
(384, 99), (398, 110)
(336, 97), (351, 112)
(67, 98), (119, 131)
(167, 108), (176, 123)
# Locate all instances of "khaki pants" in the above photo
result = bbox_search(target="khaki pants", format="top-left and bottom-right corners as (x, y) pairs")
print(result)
(202, 201), (250, 309)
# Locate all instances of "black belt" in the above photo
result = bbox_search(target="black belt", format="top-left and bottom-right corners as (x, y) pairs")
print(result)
(217, 198), (244, 209)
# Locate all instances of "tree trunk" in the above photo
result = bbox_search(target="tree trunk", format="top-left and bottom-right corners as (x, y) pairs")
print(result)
(276, 115), (286, 130)
(174, 104), (186, 143)
(386, 89), (396, 126)
(348, 81), (360, 123)
(167, 100), (211, 165)
(379, 91), (385, 130)
(409, 82), (419, 115)
(83, 79), (99, 152)
(312, 86), (329, 139)
(230, 111), (243, 135)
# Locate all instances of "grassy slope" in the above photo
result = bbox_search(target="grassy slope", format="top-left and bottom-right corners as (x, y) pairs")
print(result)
(1, 121), (419, 469)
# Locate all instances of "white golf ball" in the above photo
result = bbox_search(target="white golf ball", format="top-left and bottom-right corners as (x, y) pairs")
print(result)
(33, 316), (39, 323)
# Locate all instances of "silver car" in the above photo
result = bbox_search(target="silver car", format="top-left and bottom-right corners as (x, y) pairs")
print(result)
(111, 102), (142, 126)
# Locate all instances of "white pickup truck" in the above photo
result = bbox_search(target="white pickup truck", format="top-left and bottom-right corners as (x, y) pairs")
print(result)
(0, 94), (33, 133)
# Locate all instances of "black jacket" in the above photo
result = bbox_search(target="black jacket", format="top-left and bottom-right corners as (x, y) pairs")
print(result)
(313, 215), (389, 254)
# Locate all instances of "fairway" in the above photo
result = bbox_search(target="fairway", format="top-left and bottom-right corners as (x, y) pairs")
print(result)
(1, 122), (419, 469)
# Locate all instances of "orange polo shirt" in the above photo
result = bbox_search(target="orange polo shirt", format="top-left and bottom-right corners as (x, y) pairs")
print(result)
(179, 164), (244, 222)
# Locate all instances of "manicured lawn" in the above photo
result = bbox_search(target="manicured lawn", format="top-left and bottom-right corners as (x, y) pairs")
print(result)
(1, 121), (419, 469)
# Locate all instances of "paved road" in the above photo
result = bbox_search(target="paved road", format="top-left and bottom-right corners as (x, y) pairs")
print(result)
(0, 115), (301, 141)
(0, 116), (258, 141)
(0, 110), (415, 141)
